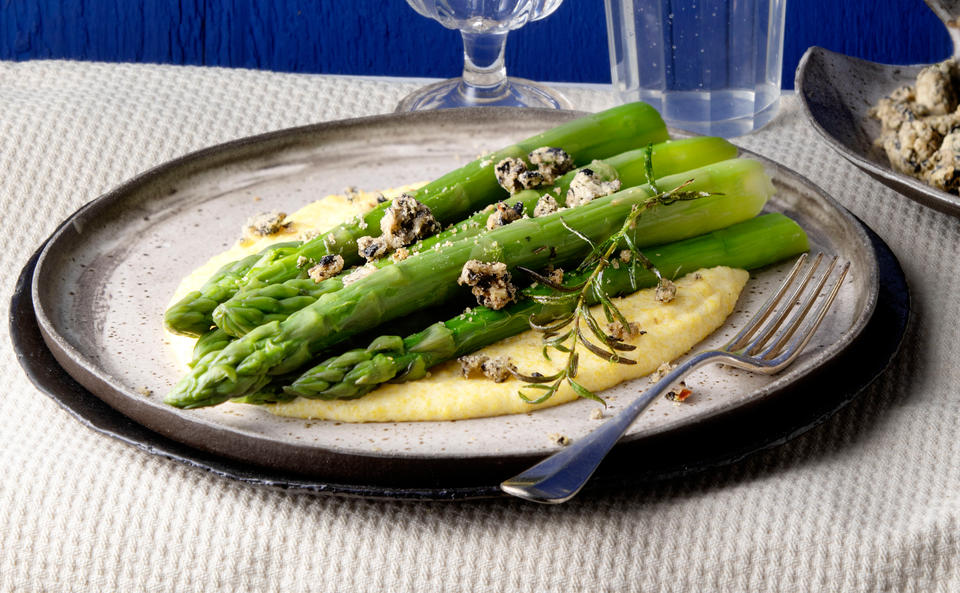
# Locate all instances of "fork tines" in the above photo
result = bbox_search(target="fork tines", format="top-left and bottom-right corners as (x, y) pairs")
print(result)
(729, 253), (850, 369)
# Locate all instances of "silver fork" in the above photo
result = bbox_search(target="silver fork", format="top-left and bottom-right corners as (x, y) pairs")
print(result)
(500, 253), (850, 504)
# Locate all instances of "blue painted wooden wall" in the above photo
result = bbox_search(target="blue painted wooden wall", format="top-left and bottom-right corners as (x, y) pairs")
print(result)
(1, 1), (952, 89)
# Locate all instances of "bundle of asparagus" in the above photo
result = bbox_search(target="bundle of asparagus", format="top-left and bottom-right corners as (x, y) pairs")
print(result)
(163, 103), (809, 411)
(164, 102), (670, 337)
(272, 213), (808, 403)
(212, 136), (738, 338)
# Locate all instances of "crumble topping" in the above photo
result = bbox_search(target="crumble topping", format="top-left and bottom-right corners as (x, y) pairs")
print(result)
(485, 201), (524, 229)
(655, 279), (678, 303)
(307, 254), (344, 283)
(533, 194), (559, 217)
(495, 157), (529, 193)
(243, 211), (291, 240)
(927, 129), (960, 193)
(528, 147), (574, 184)
(589, 408), (604, 420)
(381, 194), (439, 244)
(457, 260), (517, 310)
(356, 194), (439, 261)
(342, 262), (377, 286)
(547, 433), (572, 446)
(391, 247), (410, 262)
(299, 229), (321, 242)
(649, 361), (676, 384)
(546, 266), (563, 285)
(495, 157), (548, 193)
(519, 169), (545, 189)
(870, 58), (960, 193)
(916, 60), (958, 115)
(357, 235), (389, 260)
(296, 255), (312, 269)
(565, 168), (621, 207)
(888, 119), (941, 174)
(871, 85), (915, 131)
(607, 319), (644, 340)
(458, 354), (516, 383)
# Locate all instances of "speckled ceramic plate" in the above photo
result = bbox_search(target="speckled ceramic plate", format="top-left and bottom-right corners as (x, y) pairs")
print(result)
(795, 1), (960, 217)
(24, 108), (894, 497)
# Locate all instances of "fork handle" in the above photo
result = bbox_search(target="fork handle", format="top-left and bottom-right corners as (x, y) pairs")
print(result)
(500, 350), (723, 503)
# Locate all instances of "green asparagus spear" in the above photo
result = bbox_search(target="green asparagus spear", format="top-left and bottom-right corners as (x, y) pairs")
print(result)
(163, 242), (301, 337)
(282, 213), (809, 400)
(163, 102), (669, 337)
(190, 328), (233, 367)
(213, 136), (738, 337)
(165, 158), (773, 408)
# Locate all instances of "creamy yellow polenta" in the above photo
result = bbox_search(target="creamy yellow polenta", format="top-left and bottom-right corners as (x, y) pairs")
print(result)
(167, 189), (748, 422)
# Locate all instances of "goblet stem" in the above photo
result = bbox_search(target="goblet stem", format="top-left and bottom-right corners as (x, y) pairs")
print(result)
(460, 32), (509, 100)
(395, 11), (571, 111)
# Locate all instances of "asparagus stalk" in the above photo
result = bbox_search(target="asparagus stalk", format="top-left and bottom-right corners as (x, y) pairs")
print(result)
(210, 167), (616, 338)
(190, 328), (232, 366)
(163, 102), (669, 337)
(282, 213), (809, 400)
(165, 158), (773, 408)
(213, 136), (738, 337)
(163, 242), (301, 337)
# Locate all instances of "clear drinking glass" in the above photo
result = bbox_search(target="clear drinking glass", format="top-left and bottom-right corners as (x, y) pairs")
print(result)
(604, 0), (787, 137)
(396, 0), (572, 111)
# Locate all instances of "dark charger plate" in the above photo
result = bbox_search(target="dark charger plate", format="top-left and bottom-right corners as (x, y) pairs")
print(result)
(10, 224), (908, 500)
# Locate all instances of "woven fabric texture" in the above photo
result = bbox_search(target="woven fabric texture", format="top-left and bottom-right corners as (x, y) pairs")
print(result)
(0, 61), (957, 592)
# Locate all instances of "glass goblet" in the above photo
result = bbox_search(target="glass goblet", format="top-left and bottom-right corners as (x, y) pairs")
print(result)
(396, 0), (572, 111)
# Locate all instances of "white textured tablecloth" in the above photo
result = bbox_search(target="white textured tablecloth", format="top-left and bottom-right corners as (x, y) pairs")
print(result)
(0, 61), (957, 592)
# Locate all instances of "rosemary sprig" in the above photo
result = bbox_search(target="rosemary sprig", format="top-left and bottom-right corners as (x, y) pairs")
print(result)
(514, 146), (712, 405)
